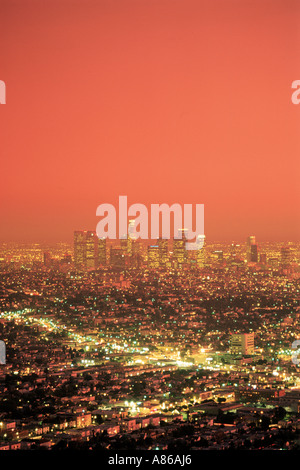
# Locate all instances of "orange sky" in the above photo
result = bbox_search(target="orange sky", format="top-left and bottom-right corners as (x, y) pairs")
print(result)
(1, 0), (300, 242)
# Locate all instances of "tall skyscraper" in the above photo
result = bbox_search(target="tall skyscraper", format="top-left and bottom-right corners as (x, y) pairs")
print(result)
(158, 238), (169, 266)
(247, 235), (258, 262)
(98, 237), (107, 266)
(128, 218), (137, 241)
(173, 229), (188, 268)
(249, 244), (258, 262)
(259, 253), (267, 264)
(147, 245), (160, 269)
(197, 235), (206, 267)
(110, 246), (125, 268)
(281, 246), (291, 267)
(230, 243), (240, 263)
(247, 235), (256, 246)
(173, 238), (186, 267)
(74, 230), (106, 269)
(120, 237), (132, 256)
(86, 231), (97, 269)
(74, 231), (87, 269)
(43, 251), (52, 267)
(130, 239), (142, 268)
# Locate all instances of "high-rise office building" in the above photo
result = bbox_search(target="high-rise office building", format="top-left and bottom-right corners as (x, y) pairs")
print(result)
(197, 235), (206, 267)
(119, 219), (137, 260)
(173, 229), (188, 268)
(86, 231), (97, 269)
(74, 231), (87, 269)
(230, 332), (255, 355)
(43, 251), (52, 267)
(247, 235), (258, 262)
(110, 246), (125, 268)
(74, 230), (106, 269)
(98, 237), (107, 266)
(247, 235), (256, 245)
(260, 253), (267, 264)
(120, 237), (132, 256)
(147, 245), (160, 269)
(128, 219), (137, 241)
(158, 238), (169, 266)
(173, 238), (186, 267)
(249, 244), (258, 262)
(230, 243), (240, 263)
(281, 246), (291, 267)
(129, 239), (142, 268)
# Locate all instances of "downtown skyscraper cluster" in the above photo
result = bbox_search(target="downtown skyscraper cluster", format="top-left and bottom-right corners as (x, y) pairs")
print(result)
(74, 231), (106, 270)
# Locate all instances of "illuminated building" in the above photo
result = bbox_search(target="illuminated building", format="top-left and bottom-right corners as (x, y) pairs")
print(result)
(260, 253), (267, 264)
(147, 245), (160, 269)
(86, 231), (97, 269)
(173, 239), (185, 267)
(74, 231), (87, 269)
(119, 219), (137, 259)
(249, 244), (258, 262)
(247, 236), (258, 262)
(212, 250), (223, 263)
(43, 251), (52, 267)
(269, 257), (279, 268)
(281, 246), (291, 267)
(229, 243), (240, 263)
(110, 247), (125, 268)
(98, 237), (107, 266)
(173, 229), (188, 268)
(158, 238), (169, 266)
(230, 332), (254, 355)
(247, 235), (256, 247)
(131, 239), (140, 256)
(74, 230), (104, 269)
(120, 237), (132, 256)
(130, 239), (142, 268)
(197, 235), (206, 267)
(128, 219), (137, 241)
(238, 388), (285, 402)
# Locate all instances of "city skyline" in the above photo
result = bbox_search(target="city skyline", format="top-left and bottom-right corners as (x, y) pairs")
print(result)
(1, 232), (297, 270)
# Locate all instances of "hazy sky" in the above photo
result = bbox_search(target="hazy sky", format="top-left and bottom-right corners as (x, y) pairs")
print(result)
(1, 0), (300, 242)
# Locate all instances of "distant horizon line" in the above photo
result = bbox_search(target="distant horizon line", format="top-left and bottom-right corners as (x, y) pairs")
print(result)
(0, 238), (299, 245)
